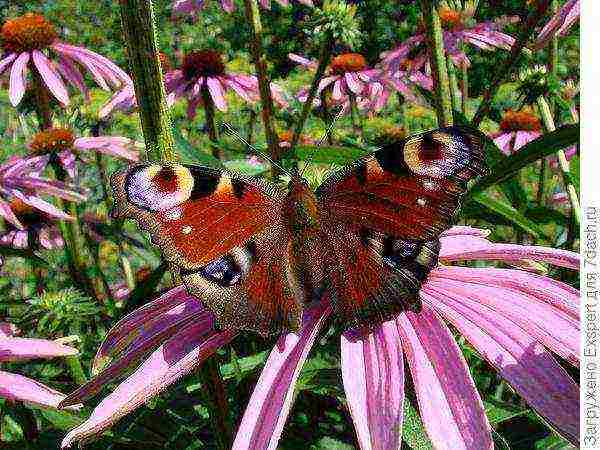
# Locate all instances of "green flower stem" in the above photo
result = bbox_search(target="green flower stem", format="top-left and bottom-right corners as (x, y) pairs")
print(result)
(290, 36), (333, 153)
(242, 0), (280, 174)
(472, 0), (551, 126)
(460, 61), (469, 115)
(446, 56), (462, 114)
(349, 93), (362, 137)
(95, 152), (135, 291)
(65, 355), (87, 385)
(32, 71), (52, 130)
(320, 91), (334, 145)
(420, 0), (453, 127)
(201, 86), (222, 159)
(247, 109), (257, 145)
(199, 357), (231, 450)
(536, 159), (547, 206)
(537, 96), (580, 225)
(119, 0), (175, 162)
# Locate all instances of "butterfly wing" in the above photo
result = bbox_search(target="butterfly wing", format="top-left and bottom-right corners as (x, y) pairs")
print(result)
(111, 163), (302, 336)
(317, 126), (487, 329)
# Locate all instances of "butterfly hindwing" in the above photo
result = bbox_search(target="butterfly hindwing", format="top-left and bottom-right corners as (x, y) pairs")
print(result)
(317, 126), (487, 329)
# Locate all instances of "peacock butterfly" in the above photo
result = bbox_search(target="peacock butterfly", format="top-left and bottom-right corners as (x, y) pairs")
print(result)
(111, 126), (487, 337)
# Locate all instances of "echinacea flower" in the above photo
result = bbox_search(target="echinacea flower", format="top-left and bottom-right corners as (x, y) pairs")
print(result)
(172, 0), (313, 18)
(535, 0), (580, 49)
(0, 197), (64, 251)
(492, 109), (543, 155)
(27, 127), (140, 178)
(290, 52), (429, 113)
(166, 50), (288, 119)
(382, 6), (516, 71)
(0, 155), (85, 230)
(0, 13), (131, 107)
(0, 323), (80, 409)
(59, 226), (579, 449)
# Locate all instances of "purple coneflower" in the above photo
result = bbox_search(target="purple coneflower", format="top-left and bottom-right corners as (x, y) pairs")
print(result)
(0, 197), (63, 251)
(60, 226), (579, 448)
(166, 50), (288, 119)
(536, 0), (580, 49)
(290, 52), (428, 113)
(0, 155), (85, 230)
(383, 6), (516, 71)
(492, 109), (543, 155)
(172, 0), (313, 17)
(27, 127), (139, 178)
(0, 13), (130, 107)
(0, 323), (80, 409)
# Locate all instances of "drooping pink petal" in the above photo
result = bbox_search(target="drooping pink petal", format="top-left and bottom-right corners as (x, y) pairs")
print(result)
(441, 226), (491, 238)
(492, 131), (514, 155)
(0, 370), (71, 409)
(61, 323), (236, 448)
(38, 225), (64, 250)
(53, 45), (109, 90)
(73, 137), (139, 162)
(220, 0), (235, 12)
(430, 266), (579, 321)
(9, 52), (30, 106)
(0, 322), (20, 337)
(99, 85), (136, 118)
(0, 53), (17, 76)
(56, 56), (89, 101)
(32, 50), (70, 106)
(340, 319), (404, 450)
(422, 287), (580, 445)
(439, 233), (580, 270)
(514, 130), (541, 151)
(58, 150), (77, 179)
(207, 76), (228, 111)
(332, 79), (343, 100)
(396, 307), (492, 450)
(0, 197), (24, 230)
(0, 337), (78, 362)
(232, 301), (332, 450)
(9, 190), (73, 222)
(345, 72), (363, 95)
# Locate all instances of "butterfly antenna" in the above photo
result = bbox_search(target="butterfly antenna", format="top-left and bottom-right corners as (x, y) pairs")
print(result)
(221, 122), (290, 175)
(299, 106), (344, 177)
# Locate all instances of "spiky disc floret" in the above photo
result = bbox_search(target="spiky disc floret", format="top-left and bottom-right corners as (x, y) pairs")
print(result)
(329, 53), (367, 75)
(499, 110), (542, 132)
(1, 13), (57, 53)
(30, 128), (75, 155)
(181, 50), (225, 80)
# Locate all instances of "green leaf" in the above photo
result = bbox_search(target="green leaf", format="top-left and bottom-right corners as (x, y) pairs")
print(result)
(470, 124), (579, 195)
(484, 400), (529, 425)
(524, 206), (569, 226)
(295, 145), (369, 165)
(310, 436), (355, 450)
(468, 192), (547, 239)
(37, 408), (85, 431)
(492, 430), (512, 450)
(0, 246), (49, 267)
(402, 398), (433, 450)
(172, 127), (224, 168)
(535, 433), (576, 449)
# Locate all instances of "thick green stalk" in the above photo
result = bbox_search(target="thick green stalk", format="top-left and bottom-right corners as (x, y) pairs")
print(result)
(242, 0), (280, 172)
(420, 0), (453, 126)
(119, 0), (175, 162)
(446, 55), (462, 114)
(201, 86), (222, 159)
(537, 96), (580, 225)
(65, 355), (87, 385)
(472, 0), (551, 126)
(290, 36), (333, 152)
(348, 93), (363, 137)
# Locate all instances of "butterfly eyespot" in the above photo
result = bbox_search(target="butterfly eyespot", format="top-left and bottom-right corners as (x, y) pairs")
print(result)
(403, 131), (470, 179)
(125, 164), (194, 212)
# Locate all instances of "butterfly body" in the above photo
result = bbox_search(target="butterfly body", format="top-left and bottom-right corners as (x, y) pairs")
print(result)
(112, 126), (487, 337)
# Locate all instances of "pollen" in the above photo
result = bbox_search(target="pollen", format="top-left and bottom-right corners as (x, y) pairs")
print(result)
(329, 53), (367, 75)
(30, 128), (75, 155)
(181, 50), (226, 80)
(438, 7), (463, 30)
(1, 13), (58, 53)
(499, 110), (542, 132)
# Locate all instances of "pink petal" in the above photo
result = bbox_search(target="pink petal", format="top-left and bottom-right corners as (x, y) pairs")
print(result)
(288, 53), (318, 69)
(207, 77), (227, 111)
(332, 79), (343, 100)
(10, 190), (73, 222)
(0, 370), (71, 409)
(56, 56), (89, 101)
(9, 52), (30, 106)
(0, 53), (17, 76)
(439, 234), (579, 270)
(0, 197), (24, 230)
(345, 72), (363, 95)
(0, 322), (20, 338)
(220, 0), (235, 12)
(32, 50), (70, 106)
(340, 319), (404, 450)
(492, 132), (514, 155)
(58, 150), (77, 178)
(61, 323), (236, 448)
(514, 130), (540, 151)
(74, 137), (139, 162)
(396, 307), (492, 450)
(441, 226), (491, 238)
(0, 337), (78, 362)
(232, 302), (332, 450)
(422, 286), (580, 445)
